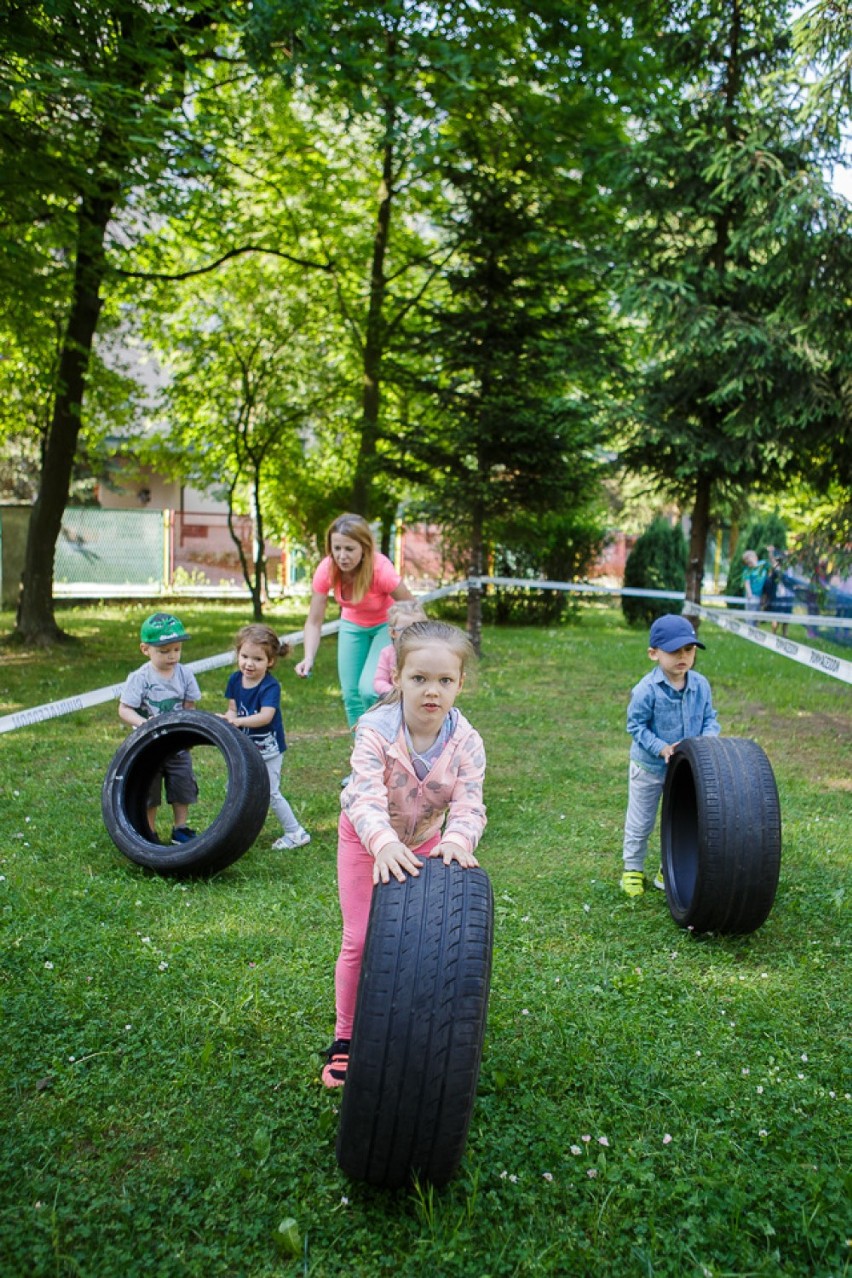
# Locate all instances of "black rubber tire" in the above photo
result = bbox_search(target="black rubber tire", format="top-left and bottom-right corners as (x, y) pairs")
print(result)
(101, 709), (270, 874)
(336, 857), (493, 1189)
(660, 736), (782, 934)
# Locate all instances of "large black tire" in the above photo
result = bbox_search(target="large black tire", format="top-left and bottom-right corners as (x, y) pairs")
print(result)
(660, 736), (781, 934)
(101, 709), (269, 874)
(336, 857), (493, 1189)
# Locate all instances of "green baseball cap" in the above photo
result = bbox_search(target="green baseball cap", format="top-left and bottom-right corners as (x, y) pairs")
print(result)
(139, 612), (191, 646)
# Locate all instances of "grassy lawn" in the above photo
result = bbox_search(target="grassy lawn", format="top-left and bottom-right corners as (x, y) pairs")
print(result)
(1, 600), (849, 1278)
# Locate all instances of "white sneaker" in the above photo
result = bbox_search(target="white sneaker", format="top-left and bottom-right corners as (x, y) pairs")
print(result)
(272, 827), (311, 850)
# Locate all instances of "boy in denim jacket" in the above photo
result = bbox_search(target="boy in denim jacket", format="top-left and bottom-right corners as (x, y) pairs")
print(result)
(620, 614), (720, 897)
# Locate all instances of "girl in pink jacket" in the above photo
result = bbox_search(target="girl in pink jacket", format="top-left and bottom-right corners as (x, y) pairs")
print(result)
(321, 620), (487, 1087)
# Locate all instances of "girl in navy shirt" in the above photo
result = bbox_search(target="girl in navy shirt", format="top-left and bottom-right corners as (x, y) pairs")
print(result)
(221, 624), (310, 850)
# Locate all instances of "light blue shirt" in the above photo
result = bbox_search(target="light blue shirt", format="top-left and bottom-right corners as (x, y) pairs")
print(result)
(627, 666), (720, 777)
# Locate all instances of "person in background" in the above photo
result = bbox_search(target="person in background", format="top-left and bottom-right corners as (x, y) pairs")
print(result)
(741, 549), (768, 623)
(620, 613), (720, 898)
(372, 600), (428, 696)
(294, 513), (414, 727)
(761, 545), (795, 636)
(118, 611), (200, 846)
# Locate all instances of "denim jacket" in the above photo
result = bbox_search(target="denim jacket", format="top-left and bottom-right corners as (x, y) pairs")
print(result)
(627, 667), (720, 777)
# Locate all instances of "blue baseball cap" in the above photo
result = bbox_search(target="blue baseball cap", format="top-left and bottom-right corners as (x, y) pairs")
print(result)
(648, 614), (705, 652)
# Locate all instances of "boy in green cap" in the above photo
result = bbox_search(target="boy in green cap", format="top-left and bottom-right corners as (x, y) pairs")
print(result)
(118, 612), (201, 845)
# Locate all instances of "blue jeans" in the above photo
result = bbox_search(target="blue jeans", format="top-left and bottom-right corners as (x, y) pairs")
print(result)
(622, 762), (664, 872)
(337, 620), (391, 727)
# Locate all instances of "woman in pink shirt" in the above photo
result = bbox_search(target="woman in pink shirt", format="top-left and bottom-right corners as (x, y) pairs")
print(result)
(294, 513), (414, 727)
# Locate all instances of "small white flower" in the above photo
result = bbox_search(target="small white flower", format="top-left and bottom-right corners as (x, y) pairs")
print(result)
(587, 1168), (598, 1179)
(829, 1091), (836, 1099)
(583, 903), (590, 913)
(125, 1024), (132, 1031)
(742, 1068), (750, 1076)
(500, 1170), (508, 1179)
(542, 1172), (553, 1182)
(696, 1050), (702, 1057)
(13, 790), (20, 796)
(756, 1085), (764, 1094)
(760, 972), (768, 979)
(662, 1133), (672, 1145)
(340, 1196), (349, 1206)
(581, 1134), (591, 1143)
(521, 1009), (530, 1016)
(598, 1136), (609, 1147)
(509, 1174), (518, 1183)
(0, 876), (6, 882)
(801, 1053), (808, 1063)
(44, 961), (54, 970)
(68, 1056), (75, 1062)
(158, 962), (168, 971)
(25, 816), (31, 823)
(797, 1072), (805, 1079)
(570, 1145), (582, 1156)
(141, 937), (151, 944)
(759, 1129), (768, 1138)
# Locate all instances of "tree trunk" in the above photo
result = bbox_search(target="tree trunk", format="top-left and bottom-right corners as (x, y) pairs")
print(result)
(16, 189), (114, 644)
(466, 505), (484, 657)
(686, 473), (712, 622)
(351, 79), (396, 518)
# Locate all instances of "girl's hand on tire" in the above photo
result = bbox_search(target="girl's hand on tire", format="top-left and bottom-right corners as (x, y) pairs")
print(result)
(431, 841), (479, 869)
(373, 842), (421, 885)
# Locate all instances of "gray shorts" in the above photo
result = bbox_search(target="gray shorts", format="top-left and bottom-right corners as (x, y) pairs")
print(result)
(147, 749), (199, 809)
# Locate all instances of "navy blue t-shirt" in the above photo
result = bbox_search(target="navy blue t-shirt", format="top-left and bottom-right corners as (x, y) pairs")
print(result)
(224, 671), (286, 759)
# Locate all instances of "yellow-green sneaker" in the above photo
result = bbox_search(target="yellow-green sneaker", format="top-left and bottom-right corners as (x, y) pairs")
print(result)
(620, 870), (645, 898)
(653, 866), (665, 891)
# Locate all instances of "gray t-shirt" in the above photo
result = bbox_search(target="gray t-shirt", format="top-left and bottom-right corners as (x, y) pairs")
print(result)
(120, 662), (201, 718)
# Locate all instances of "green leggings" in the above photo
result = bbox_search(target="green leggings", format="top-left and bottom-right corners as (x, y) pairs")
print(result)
(337, 619), (391, 727)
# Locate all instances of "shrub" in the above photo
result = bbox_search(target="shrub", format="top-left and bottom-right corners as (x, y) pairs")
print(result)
(621, 517), (687, 628)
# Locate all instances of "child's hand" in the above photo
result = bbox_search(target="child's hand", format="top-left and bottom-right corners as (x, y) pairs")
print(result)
(373, 841), (422, 885)
(216, 710), (239, 725)
(661, 742), (680, 762)
(430, 842), (479, 869)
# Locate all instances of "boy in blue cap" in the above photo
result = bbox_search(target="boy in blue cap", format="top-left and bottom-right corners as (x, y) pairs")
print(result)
(118, 612), (201, 845)
(620, 613), (720, 896)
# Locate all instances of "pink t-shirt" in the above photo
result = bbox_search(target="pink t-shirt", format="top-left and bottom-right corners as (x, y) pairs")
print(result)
(312, 552), (401, 628)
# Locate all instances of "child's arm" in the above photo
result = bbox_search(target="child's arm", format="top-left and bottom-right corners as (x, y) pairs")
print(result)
(373, 644), (396, 695)
(118, 701), (146, 729)
(699, 688), (721, 737)
(626, 682), (671, 760)
(435, 731), (487, 862)
(224, 704), (276, 730)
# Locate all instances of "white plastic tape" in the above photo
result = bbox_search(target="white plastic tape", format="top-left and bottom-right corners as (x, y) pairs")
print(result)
(2, 579), (849, 734)
(685, 603), (852, 685)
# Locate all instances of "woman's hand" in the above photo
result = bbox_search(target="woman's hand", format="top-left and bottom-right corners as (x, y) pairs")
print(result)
(373, 841), (422, 885)
(294, 659), (313, 678)
(429, 841), (479, 869)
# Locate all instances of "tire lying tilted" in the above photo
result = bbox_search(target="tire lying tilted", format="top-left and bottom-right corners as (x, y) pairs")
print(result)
(660, 736), (781, 935)
(101, 709), (269, 874)
(336, 857), (494, 1189)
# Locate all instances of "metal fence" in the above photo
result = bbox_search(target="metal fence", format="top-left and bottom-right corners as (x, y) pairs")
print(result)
(51, 508), (301, 598)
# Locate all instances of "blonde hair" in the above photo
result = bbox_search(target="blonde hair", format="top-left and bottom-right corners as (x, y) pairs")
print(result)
(388, 600), (427, 632)
(380, 620), (475, 705)
(325, 513), (376, 605)
(233, 623), (290, 667)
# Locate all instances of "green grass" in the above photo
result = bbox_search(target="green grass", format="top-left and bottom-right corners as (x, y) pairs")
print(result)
(1, 601), (850, 1278)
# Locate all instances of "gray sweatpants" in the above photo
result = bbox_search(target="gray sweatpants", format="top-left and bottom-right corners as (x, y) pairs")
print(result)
(622, 762), (665, 872)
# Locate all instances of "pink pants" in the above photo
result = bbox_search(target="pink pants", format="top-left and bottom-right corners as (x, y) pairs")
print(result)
(334, 812), (440, 1039)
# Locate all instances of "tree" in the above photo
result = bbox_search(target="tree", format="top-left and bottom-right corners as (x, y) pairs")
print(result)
(141, 257), (345, 616)
(622, 517), (688, 629)
(1, 0), (238, 642)
(614, 0), (850, 615)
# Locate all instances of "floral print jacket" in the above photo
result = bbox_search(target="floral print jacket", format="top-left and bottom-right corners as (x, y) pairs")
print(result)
(340, 702), (487, 858)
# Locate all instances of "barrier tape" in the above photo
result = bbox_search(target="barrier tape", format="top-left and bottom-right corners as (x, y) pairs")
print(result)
(684, 602), (852, 685)
(2, 579), (849, 734)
